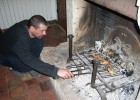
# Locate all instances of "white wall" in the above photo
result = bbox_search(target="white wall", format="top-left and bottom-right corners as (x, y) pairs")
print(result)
(66, 0), (88, 40)
(0, 0), (57, 29)
(66, 0), (73, 36)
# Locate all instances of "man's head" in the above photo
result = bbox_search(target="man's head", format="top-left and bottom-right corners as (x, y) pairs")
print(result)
(27, 15), (48, 39)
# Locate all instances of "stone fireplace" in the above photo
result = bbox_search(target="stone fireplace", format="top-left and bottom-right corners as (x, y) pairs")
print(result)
(40, 0), (140, 100)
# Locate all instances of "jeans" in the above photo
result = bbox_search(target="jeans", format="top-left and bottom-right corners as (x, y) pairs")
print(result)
(0, 38), (44, 72)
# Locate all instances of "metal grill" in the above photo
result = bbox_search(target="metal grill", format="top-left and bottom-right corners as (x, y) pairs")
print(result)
(67, 44), (140, 100)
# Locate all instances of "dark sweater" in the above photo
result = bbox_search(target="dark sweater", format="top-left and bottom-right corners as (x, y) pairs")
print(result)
(0, 20), (59, 78)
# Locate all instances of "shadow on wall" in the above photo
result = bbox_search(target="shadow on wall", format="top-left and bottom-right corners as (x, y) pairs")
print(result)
(44, 20), (67, 47)
(73, 4), (96, 52)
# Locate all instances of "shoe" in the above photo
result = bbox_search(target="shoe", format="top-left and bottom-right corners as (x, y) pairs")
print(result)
(11, 70), (25, 77)
(28, 70), (41, 78)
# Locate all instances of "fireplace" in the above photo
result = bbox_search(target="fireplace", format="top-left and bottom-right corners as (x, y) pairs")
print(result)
(40, 1), (140, 100)
(89, 2), (140, 61)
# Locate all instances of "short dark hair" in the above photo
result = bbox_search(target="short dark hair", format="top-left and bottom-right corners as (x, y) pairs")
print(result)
(27, 15), (48, 29)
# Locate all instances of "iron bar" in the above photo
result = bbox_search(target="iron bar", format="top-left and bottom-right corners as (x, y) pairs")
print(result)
(91, 60), (99, 88)
(67, 34), (74, 62)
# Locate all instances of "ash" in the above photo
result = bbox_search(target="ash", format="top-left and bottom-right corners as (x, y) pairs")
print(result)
(40, 42), (140, 100)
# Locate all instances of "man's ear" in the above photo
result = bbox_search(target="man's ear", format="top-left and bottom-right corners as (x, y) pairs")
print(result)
(30, 26), (36, 32)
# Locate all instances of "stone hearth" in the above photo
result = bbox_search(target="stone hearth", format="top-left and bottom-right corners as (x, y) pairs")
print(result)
(40, 42), (140, 100)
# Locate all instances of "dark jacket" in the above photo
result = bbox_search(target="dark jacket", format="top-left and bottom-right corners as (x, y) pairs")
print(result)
(0, 20), (59, 78)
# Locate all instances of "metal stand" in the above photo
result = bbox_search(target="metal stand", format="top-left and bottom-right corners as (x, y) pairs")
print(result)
(67, 34), (74, 63)
(91, 60), (107, 100)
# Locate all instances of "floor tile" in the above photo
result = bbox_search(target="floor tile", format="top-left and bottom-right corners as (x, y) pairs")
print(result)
(9, 86), (25, 99)
(8, 78), (22, 89)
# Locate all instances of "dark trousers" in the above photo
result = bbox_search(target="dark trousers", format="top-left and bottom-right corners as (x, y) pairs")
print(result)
(0, 38), (44, 72)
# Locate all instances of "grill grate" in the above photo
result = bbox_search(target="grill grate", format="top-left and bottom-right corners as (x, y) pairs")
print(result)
(67, 43), (140, 99)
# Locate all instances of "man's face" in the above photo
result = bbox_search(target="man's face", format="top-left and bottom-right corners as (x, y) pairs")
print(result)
(32, 24), (48, 39)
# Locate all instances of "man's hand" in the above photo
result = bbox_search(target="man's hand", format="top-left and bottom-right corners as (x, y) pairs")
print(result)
(57, 68), (74, 79)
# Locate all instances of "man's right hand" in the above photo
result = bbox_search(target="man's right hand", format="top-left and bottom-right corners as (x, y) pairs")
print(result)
(57, 68), (74, 79)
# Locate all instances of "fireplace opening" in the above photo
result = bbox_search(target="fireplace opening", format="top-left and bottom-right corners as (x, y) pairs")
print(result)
(41, 1), (140, 100)
(73, 1), (140, 52)
(66, 1), (140, 100)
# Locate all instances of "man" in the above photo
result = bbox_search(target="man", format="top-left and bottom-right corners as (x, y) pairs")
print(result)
(0, 15), (73, 79)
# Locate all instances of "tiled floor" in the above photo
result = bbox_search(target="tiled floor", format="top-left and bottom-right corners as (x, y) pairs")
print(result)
(0, 23), (66, 100)
(0, 65), (59, 100)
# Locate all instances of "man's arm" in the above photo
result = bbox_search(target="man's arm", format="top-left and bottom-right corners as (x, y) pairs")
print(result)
(12, 37), (59, 77)
(12, 36), (73, 78)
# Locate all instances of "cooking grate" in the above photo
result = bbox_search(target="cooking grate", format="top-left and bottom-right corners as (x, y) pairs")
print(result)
(67, 41), (140, 99)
